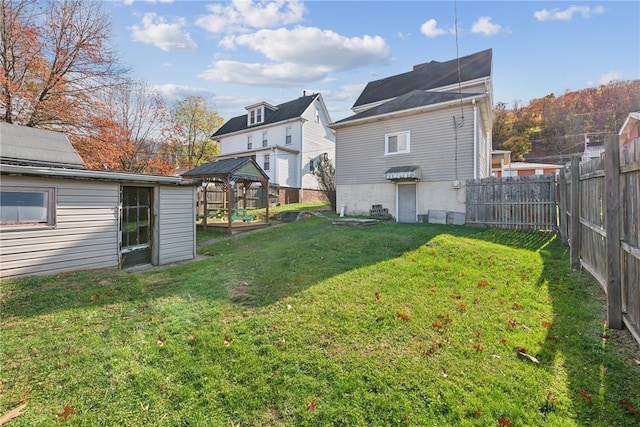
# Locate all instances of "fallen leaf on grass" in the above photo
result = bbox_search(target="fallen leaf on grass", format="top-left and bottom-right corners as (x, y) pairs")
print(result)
(577, 390), (593, 401)
(224, 336), (233, 346)
(456, 303), (466, 312)
(375, 316), (385, 322)
(497, 416), (513, 427)
(542, 321), (552, 329)
(432, 321), (443, 329)
(308, 400), (316, 412)
(620, 399), (640, 417)
(57, 403), (74, 421)
(518, 351), (539, 364)
(0, 403), (27, 425)
(90, 294), (100, 302)
(449, 294), (461, 299)
(375, 291), (381, 300)
(472, 343), (484, 352)
(396, 312), (410, 321)
(157, 336), (166, 346)
(477, 280), (489, 287)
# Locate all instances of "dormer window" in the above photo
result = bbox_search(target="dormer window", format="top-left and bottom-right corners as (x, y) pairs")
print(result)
(245, 102), (276, 126)
(247, 106), (264, 126)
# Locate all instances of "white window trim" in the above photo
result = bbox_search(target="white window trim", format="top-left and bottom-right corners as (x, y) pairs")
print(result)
(385, 131), (410, 155)
(0, 187), (56, 229)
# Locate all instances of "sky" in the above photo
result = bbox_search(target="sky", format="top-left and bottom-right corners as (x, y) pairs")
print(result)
(104, 0), (640, 122)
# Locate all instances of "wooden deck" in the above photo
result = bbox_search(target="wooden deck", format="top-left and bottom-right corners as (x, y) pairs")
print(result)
(197, 221), (271, 234)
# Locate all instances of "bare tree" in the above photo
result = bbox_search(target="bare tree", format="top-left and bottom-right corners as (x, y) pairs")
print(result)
(0, 0), (125, 128)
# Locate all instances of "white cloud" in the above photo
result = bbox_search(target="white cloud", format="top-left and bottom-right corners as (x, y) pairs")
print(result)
(471, 16), (506, 36)
(221, 27), (389, 72)
(598, 71), (621, 85)
(420, 19), (451, 38)
(198, 60), (328, 87)
(196, 0), (305, 34)
(154, 84), (216, 105)
(130, 13), (197, 51)
(123, 0), (174, 5)
(534, 5), (605, 21)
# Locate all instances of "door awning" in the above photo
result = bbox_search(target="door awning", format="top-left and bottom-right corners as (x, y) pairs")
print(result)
(384, 166), (421, 181)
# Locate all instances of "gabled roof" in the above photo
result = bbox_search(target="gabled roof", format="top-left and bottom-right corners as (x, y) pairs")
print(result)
(182, 157), (269, 182)
(352, 49), (492, 110)
(212, 93), (320, 138)
(0, 122), (85, 169)
(332, 90), (484, 127)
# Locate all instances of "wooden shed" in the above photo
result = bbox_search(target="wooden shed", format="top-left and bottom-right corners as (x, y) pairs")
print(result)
(0, 123), (198, 279)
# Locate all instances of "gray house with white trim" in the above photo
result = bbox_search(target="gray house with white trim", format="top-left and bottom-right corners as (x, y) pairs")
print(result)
(331, 49), (493, 223)
(0, 123), (197, 279)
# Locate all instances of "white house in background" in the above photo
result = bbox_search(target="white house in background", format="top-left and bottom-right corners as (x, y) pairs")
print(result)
(619, 112), (640, 146)
(331, 49), (493, 223)
(211, 92), (335, 205)
(0, 123), (197, 279)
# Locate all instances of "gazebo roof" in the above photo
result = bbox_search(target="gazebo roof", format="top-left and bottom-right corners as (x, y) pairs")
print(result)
(182, 157), (268, 182)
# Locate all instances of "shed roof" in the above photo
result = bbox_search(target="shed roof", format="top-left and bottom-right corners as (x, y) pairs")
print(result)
(0, 122), (85, 168)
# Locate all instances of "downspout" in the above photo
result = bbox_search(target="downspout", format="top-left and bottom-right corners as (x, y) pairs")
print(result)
(472, 99), (478, 179)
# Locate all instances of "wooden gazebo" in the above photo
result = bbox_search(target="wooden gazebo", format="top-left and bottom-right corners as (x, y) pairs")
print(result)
(182, 157), (270, 233)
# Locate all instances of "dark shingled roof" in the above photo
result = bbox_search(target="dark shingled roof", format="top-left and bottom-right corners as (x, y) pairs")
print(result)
(212, 94), (319, 138)
(333, 90), (482, 125)
(352, 49), (492, 109)
(0, 122), (85, 169)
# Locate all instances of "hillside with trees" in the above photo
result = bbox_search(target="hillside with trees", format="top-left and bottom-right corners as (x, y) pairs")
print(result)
(493, 80), (640, 164)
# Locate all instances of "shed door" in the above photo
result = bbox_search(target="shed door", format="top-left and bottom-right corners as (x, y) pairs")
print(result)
(397, 183), (417, 223)
(120, 186), (153, 268)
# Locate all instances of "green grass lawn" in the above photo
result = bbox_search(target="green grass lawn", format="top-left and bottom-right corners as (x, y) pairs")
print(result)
(1, 218), (639, 426)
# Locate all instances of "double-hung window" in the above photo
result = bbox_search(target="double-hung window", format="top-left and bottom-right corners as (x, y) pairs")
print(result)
(385, 131), (410, 155)
(262, 132), (268, 147)
(285, 127), (292, 145)
(247, 135), (253, 150)
(0, 187), (55, 228)
(263, 154), (270, 171)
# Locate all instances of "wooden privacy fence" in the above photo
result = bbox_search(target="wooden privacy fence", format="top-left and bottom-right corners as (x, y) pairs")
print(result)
(465, 175), (558, 230)
(558, 135), (640, 343)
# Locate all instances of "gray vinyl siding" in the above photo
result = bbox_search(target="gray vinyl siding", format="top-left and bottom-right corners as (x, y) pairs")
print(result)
(0, 176), (119, 279)
(158, 186), (196, 264)
(336, 104), (475, 185)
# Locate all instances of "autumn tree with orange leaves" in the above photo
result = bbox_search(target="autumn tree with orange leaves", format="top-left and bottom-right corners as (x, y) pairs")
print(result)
(1, 0), (174, 174)
(72, 80), (175, 174)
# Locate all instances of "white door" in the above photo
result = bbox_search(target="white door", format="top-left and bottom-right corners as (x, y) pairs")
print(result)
(397, 183), (417, 223)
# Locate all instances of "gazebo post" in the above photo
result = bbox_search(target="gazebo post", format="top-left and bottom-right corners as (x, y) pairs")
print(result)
(263, 179), (270, 224)
(203, 181), (208, 230)
(227, 178), (233, 233)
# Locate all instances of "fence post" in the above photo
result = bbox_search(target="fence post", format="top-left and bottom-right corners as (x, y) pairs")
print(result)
(558, 167), (568, 244)
(604, 135), (623, 329)
(570, 156), (581, 269)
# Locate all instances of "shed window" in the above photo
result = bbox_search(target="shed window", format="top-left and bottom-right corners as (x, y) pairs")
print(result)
(0, 188), (55, 227)
(385, 131), (410, 155)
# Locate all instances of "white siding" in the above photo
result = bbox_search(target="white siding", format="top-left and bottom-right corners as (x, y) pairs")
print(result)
(0, 176), (120, 279)
(158, 186), (196, 265)
(300, 98), (336, 190)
